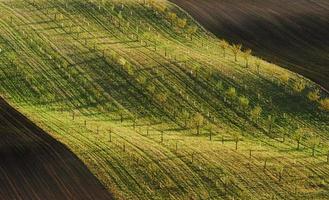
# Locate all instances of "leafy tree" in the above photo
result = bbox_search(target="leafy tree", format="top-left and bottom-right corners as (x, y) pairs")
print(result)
(156, 92), (168, 104)
(219, 40), (229, 58)
(147, 84), (156, 97)
(308, 135), (320, 157)
(181, 110), (190, 128)
(238, 96), (249, 111)
(192, 113), (204, 135)
(231, 44), (242, 62)
(167, 12), (177, 25)
(187, 26), (198, 40)
(205, 124), (215, 141)
(250, 105), (262, 123)
(118, 109), (125, 123)
(292, 80), (306, 93)
(319, 98), (329, 112)
(226, 87), (237, 100)
(279, 73), (290, 86)
(242, 49), (252, 68)
(266, 115), (276, 135)
(255, 60), (261, 74)
(215, 80), (224, 91)
(192, 65), (201, 78)
(293, 128), (305, 150)
(177, 18), (187, 29)
(307, 89), (320, 102)
(232, 131), (241, 150)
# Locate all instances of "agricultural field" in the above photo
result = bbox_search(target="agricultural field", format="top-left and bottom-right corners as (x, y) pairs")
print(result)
(171, 0), (329, 91)
(0, 98), (112, 199)
(0, 0), (328, 199)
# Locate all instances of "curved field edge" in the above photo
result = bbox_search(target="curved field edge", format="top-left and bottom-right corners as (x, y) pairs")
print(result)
(0, 98), (112, 200)
(0, 0), (328, 199)
(170, 0), (329, 92)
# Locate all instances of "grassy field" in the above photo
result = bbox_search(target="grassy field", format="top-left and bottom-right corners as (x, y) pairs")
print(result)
(0, 0), (329, 199)
(170, 0), (329, 92)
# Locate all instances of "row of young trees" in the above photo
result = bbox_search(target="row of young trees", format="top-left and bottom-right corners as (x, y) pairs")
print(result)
(307, 89), (329, 112)
(279, 73), (329, 112)
(219, 40), (253, 68)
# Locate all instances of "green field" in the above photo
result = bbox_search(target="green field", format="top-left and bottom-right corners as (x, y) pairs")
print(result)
(0, 0), (329, 199)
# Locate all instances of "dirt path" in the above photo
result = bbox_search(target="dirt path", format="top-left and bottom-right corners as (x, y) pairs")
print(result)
(170, 0), (329, 91)
(0, 98), (113, 200)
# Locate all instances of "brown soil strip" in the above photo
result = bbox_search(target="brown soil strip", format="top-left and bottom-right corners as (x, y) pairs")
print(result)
(0, 98), (113, 200)
(170, 0), (329, 91)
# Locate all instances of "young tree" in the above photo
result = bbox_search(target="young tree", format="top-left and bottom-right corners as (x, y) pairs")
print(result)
(187, 26), (198, 40)
(156, 92), (168, 104)
(219, 40), (229, 58)
(192, 65), (201, 78)
(231, 44), (242, 62)
(118, 108), (125, 123)
(255, 59), (261, 74)
(167, 12), (177, 25)
(319, 98), (329, 112)
(215, 80), (224, 91)
(293, 128), (304, 150)
(147, 84), (156, 97)
(192, 113), (204, 135)
(279, 73), (290, 86)
(307, 89), (320, 102)
(292, 80), (306, 93)
(250, 105), (262, 123)
(177, 18), (187, 29)
(266, 115), (276, 135)
(308, 135), (320, 157)
(232, 131), (241, 150)
(181, 110), (190, 128)
(226, 87), (237, 101)
(242, 49), (252, 68)
(205, 124), (214, 141)
(238, 96), (250, 112)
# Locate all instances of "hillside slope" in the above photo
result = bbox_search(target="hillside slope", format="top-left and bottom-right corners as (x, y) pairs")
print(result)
(0, 0), (329, 199)
(0, 98), (112, 200)
(170, 0), (329, 91)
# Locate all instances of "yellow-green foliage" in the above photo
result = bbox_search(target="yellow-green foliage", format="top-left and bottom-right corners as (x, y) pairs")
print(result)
(0, 0), (328, 199)
(307, 89), (320, 102)
(319, 98), (329, 111)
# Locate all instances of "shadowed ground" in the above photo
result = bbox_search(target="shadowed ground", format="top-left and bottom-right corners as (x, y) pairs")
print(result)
(0, 98), (113, 200)
(170, 0), (329, 91)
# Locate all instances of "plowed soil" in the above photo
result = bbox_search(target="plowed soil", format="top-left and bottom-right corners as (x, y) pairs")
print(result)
(0, 98), (113, 200)
(171, 0), (329, 91)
